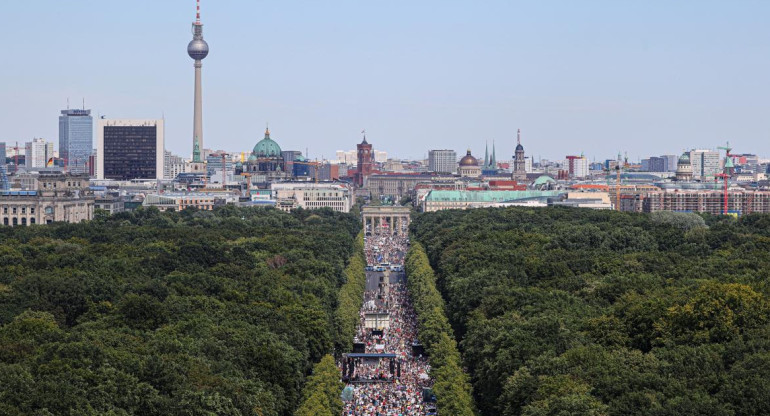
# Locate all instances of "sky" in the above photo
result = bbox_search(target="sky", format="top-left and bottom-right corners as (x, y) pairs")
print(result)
(2, 0), (769, 162)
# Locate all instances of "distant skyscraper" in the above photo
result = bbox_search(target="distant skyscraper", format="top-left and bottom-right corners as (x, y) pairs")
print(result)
(164, 151), (187, 180)
(188, 0), (209, 163)
(25, 138), (53, 168)
(565, 155), (589, 178)
(428, 149), (456, 174)
(59, 109), (93, 173)
(690, 149), (720, 180)
(647, 156), (666, 172)
(513, 129), (526, 181)
(96, 119), (165, 180)
(663, 155), (678, 172)
(0, 142), (6, 166)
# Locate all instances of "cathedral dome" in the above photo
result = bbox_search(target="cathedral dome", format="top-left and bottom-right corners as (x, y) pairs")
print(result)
(459, 149), (478, 166)
(678, 152), (691, 165)
(253, 128), (282, 158)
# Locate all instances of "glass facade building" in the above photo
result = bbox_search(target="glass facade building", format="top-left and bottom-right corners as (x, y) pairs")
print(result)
(59, 109), (93, 174)
(0, 142), (6, 166)
(103, 125), (158, 180)
(97, 119), (164, 181)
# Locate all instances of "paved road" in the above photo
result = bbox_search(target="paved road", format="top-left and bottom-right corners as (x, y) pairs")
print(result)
(365, 270), (405, 292)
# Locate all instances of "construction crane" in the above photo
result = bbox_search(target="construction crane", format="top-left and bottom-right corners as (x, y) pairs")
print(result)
(221, 153), (229, 188)
(241, 172), (252, 194)
(11, 141), (20, 173)
(615, 164), (621, 211)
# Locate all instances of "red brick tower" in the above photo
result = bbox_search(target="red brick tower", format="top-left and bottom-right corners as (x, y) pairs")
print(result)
(356, 133), (373, 187)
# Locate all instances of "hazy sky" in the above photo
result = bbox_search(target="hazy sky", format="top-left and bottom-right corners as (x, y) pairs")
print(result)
(2, 0), (769, 161)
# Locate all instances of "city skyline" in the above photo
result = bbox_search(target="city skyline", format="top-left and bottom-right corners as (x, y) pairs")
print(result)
(1, 1), (769, 161)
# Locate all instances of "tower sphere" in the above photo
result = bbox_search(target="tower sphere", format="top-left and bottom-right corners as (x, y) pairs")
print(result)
(188, 38), (209, 60)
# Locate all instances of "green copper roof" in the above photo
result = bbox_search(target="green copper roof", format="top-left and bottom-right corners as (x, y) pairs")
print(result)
(533, 175), (557, 186)
(425, 190), (561, 202)
(253, 128), (282, 158)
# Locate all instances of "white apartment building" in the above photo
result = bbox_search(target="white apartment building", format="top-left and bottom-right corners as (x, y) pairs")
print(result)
(271, 182), (353, 213)
(164, 151), (187, 180)
(25, 138), (54, 168)
(428, 149), (457, 174)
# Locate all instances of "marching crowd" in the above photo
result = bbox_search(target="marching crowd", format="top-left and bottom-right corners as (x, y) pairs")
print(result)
(365, 234), (409, 266)
(342, 233), (434, 415)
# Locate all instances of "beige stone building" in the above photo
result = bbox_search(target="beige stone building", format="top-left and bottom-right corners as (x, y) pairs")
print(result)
(271, 182), (353, 213)
(1, 173), (94, 226)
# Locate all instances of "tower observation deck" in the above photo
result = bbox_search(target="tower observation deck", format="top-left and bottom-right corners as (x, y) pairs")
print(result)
(188, 0), (209, 163)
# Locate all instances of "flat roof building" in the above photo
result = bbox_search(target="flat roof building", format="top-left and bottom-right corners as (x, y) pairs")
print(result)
(97, 119), (165, 181)
(428, 149), (457, 174)
(59, 109), (93, 174)
(271, 182), (353, 213)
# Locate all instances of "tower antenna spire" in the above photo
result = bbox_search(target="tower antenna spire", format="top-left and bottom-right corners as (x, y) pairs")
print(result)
(196, 0), (201, 24)
(517, 128), (521, 145)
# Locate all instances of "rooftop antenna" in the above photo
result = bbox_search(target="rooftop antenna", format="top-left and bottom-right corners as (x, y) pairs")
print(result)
(517, 128), (521, 145)
(67, 98), (70, 110)
(196, 0), (201, 25)
(82, 98), (85, 110)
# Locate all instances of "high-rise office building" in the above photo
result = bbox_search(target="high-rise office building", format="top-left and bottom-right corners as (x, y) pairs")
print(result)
(566, 155), (589, 178)
(164, 151), (187, 180)
(25, 138), (54, 168)
(647, 156), (670, 172)
(0, 142), (6, 166)
(662, 155), (677, 172)
(59, 109), (93, 173)
(96, 119), (165, 180)
(690, 150), (720, 180)
(428, 149), (457, 174)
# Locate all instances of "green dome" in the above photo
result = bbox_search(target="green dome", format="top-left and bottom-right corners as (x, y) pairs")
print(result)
(533, 175), (556, 186)
(678, 152), (691, 164)
(253, 128), (282, 158)
(247, 153), (258, 163)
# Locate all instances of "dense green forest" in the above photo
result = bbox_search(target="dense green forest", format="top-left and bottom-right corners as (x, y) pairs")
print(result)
(411, 208), (770, 416)
(0, 206), (360, 416)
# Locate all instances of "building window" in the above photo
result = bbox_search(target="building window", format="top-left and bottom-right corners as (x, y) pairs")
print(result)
(12, 218), (18, 226)
(30, 207), (35, 214)
(21, 207), (26, 214)
(21, 218), (26, 226)
(3, 218), (7, 225)
(2, 207), (6, 214)
(12, 207), (16, 214)
(30, 218), (35, 224)
(45, 207), (53, 215)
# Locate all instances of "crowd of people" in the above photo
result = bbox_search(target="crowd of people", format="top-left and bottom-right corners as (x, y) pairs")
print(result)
(365, 233), (409, 266)
(341, 233), (435, 415)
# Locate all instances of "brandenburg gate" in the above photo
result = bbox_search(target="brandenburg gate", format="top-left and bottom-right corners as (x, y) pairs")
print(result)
(362, 205), (411, 235)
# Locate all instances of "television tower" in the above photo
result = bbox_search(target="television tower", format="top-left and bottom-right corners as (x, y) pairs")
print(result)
(188, 0), (209, 163)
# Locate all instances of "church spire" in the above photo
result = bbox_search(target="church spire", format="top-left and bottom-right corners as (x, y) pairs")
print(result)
(484, 142), (489, 167)
(517, 129), (521, 145)
(491, 140), (497, 167)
